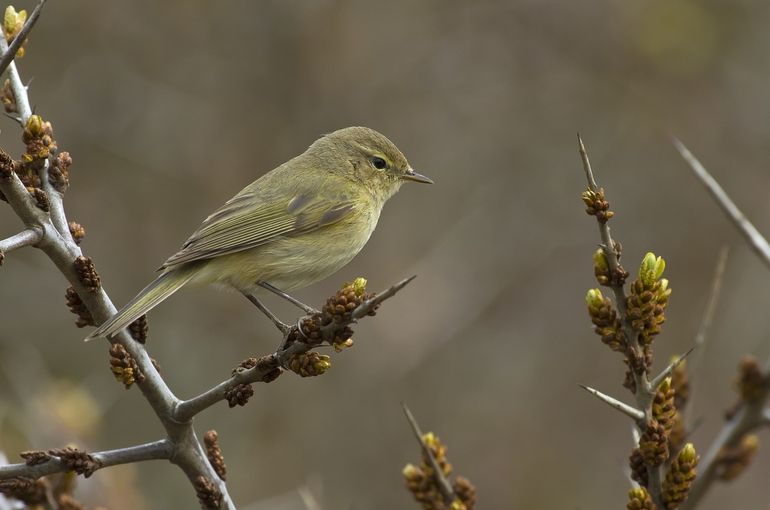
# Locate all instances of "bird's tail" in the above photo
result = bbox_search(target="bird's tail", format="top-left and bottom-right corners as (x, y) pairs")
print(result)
(85, 268), (196, 341)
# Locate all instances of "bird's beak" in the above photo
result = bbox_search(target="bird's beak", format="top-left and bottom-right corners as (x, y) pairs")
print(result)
(401, 167), (434, 184)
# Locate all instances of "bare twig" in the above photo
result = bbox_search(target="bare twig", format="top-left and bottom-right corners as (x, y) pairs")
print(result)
(673, 139), (770, 268)
(0, 439), (172, 479)
(649, 347), (695, 391)
(401, 403), (455, 505)
(174, 277), (414, 422)
(579, 385), (645, 423)
(684, 247), (729, 429)
(0, 0), (47, 77)
(0, 228), (41, 253)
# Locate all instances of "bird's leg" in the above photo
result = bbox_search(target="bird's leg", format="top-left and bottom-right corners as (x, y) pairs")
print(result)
(258, 282), (319, 314)
(243, 293), (291, 335)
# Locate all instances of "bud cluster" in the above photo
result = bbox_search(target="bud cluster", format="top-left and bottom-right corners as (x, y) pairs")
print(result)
(662, 443), (699, 509)
(585, 288), (624, 352)
(403, 432), (475, 510)
(581, 187), (614, 223)
(109, 343), (143, 389)
(288, 351), (331, 377)
(627, 487), (656, 510)
(47, 447), (102, 478)
(627, 253), (671, 346)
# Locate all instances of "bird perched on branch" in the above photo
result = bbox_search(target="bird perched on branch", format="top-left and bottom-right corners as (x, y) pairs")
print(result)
(87, 126), (432, 340)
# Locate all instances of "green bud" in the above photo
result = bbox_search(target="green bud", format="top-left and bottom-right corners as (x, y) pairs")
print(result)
(680, 443), (697, 464)
(639, 252), (665, 287)
(26, 114), (43, 137)
(352, 277), (367, 296)
(593, 248), (609, 272)
(3, 6), (25, 38)
(586, 288), (605, 311)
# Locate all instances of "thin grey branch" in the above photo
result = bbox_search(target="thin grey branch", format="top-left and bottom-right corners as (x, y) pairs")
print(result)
(684, 246), (729, 429)
(0, 0), (47, 78)
(0, 439), (172, 479)
(579, 385), (645, 423)
(0, 228), (41, 253)
(175, 277), (415, 422)
(0, 30), (69, 239)
(401, 403), (456, 505)
(649, 347), (695, 392)
(578, 136), (663, 505)
(674, 139), (770, 268)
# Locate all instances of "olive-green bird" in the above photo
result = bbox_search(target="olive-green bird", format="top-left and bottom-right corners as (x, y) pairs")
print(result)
(86, 126), (431, 340)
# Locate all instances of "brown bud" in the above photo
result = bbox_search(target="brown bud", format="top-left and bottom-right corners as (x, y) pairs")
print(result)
(737, 356), (766, 402)
(629, 447), (649, 487)
(27, 186), (49, 212)
(193, 475), (223, 509)
(20, 450), (51, 466)
(639, 419), (669, 466)
(47, 447), (102, 477)
(49, 151), (72, 193)
(74, 255), (100, 292)
(453, 476), (476, 510)
(204, 430), (227, 481)
(68, 221), (85, 244)
(225, 383), (253, 407)
(65, 286), (94, 327)
(109, 343), (143, 389)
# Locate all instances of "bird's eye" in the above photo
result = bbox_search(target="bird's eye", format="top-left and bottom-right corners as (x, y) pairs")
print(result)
(371, 156), (387, 170)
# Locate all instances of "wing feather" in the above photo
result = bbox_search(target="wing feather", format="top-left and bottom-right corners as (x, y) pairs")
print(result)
(160, 190), (355, 269)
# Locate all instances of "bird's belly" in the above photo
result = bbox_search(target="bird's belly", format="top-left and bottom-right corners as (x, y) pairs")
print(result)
(194, 216), (376, 293)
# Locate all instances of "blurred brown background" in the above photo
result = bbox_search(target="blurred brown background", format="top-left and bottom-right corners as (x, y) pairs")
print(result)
(1, 0), (770, 508)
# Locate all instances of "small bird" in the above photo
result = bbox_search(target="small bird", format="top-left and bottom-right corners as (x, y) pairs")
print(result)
(87, 126), (432, 340)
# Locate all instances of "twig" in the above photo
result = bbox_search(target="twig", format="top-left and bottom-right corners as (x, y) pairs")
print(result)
(649, 347), (695, 391)
(0, 0), (47, 77)
(0, 439), (172, 479)
(578, 135), (648, 394)
(673, 139), (770, 268)
(401, 403), (456, 505)
(684, 246), (729, 429)
(578, 136), (663, 505)
(174, 277), (414, 422)
(579, 385), (645, 423)
(0, 228), (41, 253)
(0, 21), (70, 240)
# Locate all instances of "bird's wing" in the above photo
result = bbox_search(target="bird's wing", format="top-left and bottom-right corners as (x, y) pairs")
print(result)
(160, 188), (355, 269)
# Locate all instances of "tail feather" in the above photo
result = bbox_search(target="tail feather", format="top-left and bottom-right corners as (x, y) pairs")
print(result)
(85, 269), (195, 341)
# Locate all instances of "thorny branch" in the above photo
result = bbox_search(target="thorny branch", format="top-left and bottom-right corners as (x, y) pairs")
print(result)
(673, 139), (770, 268)
(578, 135), (670, 505)
(0, 9), (416, 509)
(0, 12), (236, 510)
(401, 403), (456, 505)
(174, 277), (415, 422)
